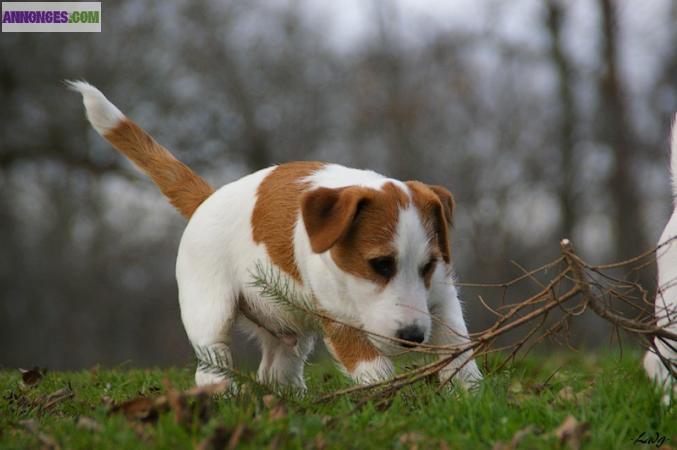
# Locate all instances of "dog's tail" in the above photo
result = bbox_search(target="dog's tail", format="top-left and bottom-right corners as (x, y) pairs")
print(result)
(670, 114), (677, 201)
(67, 81), (214, 219)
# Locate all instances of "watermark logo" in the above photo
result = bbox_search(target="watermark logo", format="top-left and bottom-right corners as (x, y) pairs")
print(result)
(2, 2), (101, 32)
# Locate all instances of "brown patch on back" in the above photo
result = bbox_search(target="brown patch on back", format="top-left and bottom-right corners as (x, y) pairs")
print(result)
(328, 182), (410, 285)
(321, 319), (381, 372)
(104, 119), (214, 219)
(252, 162), (325, 282)
(406, 181), (454, 264)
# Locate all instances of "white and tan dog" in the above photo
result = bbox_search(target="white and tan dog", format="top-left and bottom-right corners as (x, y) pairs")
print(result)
(69, 82), (481, 391)
(644, 115), (677, 404)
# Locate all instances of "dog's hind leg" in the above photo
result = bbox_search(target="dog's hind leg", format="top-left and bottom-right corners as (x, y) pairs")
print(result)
(239, 318), (315, 393)
(264, 334), (315, 393)
(176, 257), (239, 388)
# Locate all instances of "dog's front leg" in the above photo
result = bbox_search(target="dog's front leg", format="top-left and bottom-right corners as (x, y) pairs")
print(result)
(322, 321), (394, 384)
(429, 290), (482, 390)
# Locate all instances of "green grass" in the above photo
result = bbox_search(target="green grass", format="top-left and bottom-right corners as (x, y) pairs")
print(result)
(0, 352), (674, 449)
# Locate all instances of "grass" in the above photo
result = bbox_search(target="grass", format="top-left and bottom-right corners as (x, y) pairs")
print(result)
(0, 352), (674, 449)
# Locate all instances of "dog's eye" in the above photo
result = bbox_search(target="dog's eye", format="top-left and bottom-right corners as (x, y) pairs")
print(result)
(369, 256), (396, 279)
(420, 258), (437, 278)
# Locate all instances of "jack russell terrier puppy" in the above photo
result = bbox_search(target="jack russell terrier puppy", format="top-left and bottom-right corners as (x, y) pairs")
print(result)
(69, 81), (482, 391)
(644, 114), (677, 404)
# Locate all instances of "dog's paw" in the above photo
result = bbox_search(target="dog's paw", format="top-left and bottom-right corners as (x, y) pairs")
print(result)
(195, 369), (238, 394)
(439, 360), (482, 391)
(350, 356), (395, 385)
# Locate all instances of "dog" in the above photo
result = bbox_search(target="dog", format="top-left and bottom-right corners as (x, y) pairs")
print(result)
(69, 81), (482, 391)
(643, 114), (677, 404)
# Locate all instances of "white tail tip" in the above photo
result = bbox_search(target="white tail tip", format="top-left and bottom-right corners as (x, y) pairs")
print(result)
(66, 80), (124, 135)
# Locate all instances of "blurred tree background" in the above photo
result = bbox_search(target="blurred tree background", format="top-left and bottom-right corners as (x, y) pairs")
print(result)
(1, 0), (676, 369)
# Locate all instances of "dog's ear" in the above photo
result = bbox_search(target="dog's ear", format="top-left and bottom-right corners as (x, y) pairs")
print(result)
(301, 187), (369, 253)
(427, 185), (455, 228)
(406, 182), (455, 263)
(428, 185), (454, 263)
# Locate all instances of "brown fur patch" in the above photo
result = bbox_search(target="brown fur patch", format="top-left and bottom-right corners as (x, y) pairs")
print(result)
(326, 182), (410, 285)
(104, 119), (214, 219)
(322, 319), (381, 372)
(252, 162), (325, 282)
(405, 181), (454, 264)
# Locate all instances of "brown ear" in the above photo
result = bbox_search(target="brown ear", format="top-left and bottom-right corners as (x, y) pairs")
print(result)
(427, 185), (455, 227)
(301, 187), (368, 253)
(406, 181), (454, 264)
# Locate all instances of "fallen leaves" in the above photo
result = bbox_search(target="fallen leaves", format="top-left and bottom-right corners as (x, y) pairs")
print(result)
(399, 431), (425, 450)
(553, 415), (589, 450)
(556, 386), (592, 405)
(493, 425), (537, 450)
(111, 396), (158, 422)
(195, 423), (252, 450)
(19, 367), (47, 387)
(261, 394), (287, 421)
(19, 419), (60, 450)
(76, 416), (103, 432)
(5, 383), (75, 418)
(110, 380), (229, 426)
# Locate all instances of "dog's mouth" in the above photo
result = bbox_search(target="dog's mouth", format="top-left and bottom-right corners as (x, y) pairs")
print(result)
(368, 335), (427, 355)
(398, 340), (418, 349)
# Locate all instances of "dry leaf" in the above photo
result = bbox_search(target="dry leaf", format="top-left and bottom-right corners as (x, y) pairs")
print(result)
(19, 419), (60, 450)
(196, 426), (230, 450)
(556, 386), (590, 405)
(269, 404), (287, 420)
(315, 433), (326, 450)
(262, 394), (287, 420)
(163, 379), (192, 426)
(557, 386), (576, 402)
(439, 441), (451, 450)
(553, 415), (589, 450)
(227, 423), (250, 450)
(77, 416), (103, 432)
(494, 425), (536, 450)
(262, 394), (276, 408)
(111, 397), (159, 422)
(112, 381), (228, 426)
(400, 432), (424, 450)
(19, 367), (46, 387)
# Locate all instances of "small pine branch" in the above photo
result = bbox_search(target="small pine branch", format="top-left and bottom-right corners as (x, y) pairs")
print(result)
(248, 261), (320, 331)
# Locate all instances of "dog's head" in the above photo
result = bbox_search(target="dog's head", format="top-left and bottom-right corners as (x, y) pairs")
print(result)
(301, 180), (454, 353)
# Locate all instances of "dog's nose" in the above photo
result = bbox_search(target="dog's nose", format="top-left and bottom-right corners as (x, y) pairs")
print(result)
(396, 325), (425, 347)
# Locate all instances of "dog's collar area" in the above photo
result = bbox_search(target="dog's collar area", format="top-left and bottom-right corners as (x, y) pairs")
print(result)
(239, 301), (299, 347)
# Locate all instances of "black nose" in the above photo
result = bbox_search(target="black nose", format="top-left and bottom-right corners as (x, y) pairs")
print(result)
(396, 325), (425, 347)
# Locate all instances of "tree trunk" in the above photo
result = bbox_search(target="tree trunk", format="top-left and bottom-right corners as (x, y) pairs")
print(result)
(596, 0), (647, 262)
(546, 0), (577, 240)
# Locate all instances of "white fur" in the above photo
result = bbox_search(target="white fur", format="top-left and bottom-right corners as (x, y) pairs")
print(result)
(178, 167), (482, 390)
(67, 80), (124, 135)
(350, 357), (395, 384)
(644, 114), (677, 404)
(175, 163), (482, 388)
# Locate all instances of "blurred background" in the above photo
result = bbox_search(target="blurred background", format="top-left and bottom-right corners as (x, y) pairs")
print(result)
(1, 0), (676, 370)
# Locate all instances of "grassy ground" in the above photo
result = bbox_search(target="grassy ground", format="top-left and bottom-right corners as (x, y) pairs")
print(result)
(0, 352), (674, 449)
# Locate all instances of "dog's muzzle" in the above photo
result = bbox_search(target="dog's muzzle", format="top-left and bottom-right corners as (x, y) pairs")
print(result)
(396, 325), (425, 347)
